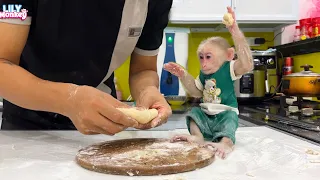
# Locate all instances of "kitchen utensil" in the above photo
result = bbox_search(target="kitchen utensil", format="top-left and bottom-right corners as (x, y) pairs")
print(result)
(165, 95), (188, 106)
(76, 138), (215, 176)
(281, 64), (320, 97)
(234, 59), (267, 99)
(253, 50), (278, 94)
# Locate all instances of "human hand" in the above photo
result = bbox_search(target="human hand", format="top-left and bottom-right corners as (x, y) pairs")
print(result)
(163, 62), (186, 78)
(64, 85), (139, 135)
(134, 86), (172, 129)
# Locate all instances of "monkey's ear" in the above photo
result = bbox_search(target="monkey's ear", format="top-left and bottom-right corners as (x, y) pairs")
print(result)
(227, 48), (235, 60)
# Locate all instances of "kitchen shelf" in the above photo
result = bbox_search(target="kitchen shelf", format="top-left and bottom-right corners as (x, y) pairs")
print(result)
(273, 36), (320, 57)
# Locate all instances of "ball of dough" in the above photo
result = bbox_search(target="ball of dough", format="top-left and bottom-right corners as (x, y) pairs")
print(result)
(222, 13), (234, 26)
(117, 108), (158, 124)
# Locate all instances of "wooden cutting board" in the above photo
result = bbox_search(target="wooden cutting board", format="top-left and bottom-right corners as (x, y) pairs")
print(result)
(75, 138), (215, 176)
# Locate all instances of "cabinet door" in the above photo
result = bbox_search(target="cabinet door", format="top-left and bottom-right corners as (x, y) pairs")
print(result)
(234, 0), (298, 22)
(170, 0), (232, 23)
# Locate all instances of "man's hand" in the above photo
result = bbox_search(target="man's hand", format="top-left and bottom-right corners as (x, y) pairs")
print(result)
(64, 85), (139, 135)
(129, 52), (172, 129)
(134, 86), (172, 129)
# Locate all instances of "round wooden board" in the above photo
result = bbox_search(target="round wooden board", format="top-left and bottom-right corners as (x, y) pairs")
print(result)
(75, 138), (215, 176)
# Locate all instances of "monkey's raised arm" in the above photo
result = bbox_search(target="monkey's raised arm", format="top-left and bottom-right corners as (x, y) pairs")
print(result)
(230, 25), (254, 75)
(224, 7), (254, 75)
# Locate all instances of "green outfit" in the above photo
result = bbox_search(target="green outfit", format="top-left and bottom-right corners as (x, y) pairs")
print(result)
(186, 61), (239, 143)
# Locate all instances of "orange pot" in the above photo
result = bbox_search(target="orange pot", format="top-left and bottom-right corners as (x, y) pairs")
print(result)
(281, 65), (320, 97)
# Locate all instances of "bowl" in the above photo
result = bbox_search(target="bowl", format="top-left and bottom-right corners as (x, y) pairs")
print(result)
(164, 95), (188, 106)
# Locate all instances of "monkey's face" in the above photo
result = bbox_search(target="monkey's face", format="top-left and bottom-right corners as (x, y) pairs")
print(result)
(198, 44), (234, 75)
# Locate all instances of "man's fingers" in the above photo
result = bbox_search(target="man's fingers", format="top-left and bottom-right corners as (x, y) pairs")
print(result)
(87, 127), (114, 136)
(152, 106), (171, 127)
(77, 128), (100, 135)
(91, 113), (127, 135)
(76, 124), (108, 135)
(97, 100), (138, 127)
(108, 98), (131, 108)
(101, 92), (131, 108)
(134, 122), (153, 130)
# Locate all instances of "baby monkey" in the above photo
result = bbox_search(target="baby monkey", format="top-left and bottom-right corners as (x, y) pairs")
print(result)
(164, 7), (253, 159)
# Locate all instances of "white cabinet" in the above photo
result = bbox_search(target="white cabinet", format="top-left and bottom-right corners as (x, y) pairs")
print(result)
(169, 0), (232, 23)
(169, 0), (299, 26)
(234, 0), (299, 23)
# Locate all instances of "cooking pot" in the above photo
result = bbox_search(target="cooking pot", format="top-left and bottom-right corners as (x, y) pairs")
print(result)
(281, 64), (320, 97)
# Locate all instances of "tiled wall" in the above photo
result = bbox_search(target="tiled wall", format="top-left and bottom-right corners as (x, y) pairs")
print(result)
(114, 31), (275, 100)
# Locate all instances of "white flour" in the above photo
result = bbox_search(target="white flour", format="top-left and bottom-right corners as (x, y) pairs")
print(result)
(76, 140), (213, 168)
(1, 128), (320, 180)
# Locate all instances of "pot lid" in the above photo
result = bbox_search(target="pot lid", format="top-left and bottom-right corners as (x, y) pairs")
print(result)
(285, 65), (320, 77)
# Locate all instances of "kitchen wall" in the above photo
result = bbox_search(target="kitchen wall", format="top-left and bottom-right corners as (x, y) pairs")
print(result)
(279, 0), (315, 44)
(114, 31), (275, 100)
(277, 0), (320, 74)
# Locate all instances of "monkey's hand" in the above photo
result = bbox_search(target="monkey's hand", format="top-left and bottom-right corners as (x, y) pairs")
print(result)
(224, 6), (237, 32)
(163, 62), (203, 98)
(226, 7), (254, 75)
(163, 62), (186, 78)
(170, 134), (205, 145)
(222, 13), (234, 27)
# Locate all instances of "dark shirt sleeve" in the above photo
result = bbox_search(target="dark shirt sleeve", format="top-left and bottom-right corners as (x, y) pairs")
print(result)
(134, 0), (173, 56)
(0, 0), (33, 25)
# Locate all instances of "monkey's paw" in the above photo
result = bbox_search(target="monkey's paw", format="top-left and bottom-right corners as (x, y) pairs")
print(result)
(203, 141), (234, 159)
(170, 134), (205, 145)
(163, 62), (185, 78)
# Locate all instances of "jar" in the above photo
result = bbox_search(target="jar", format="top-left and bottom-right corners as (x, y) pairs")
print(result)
(299, 18), (312, 40)
(284, 57), (293, 67)
(293, 25), (300, 42)
(312, 17), (320, 37)
(283, 66), (293, 75)
(283, 57), (294, 75)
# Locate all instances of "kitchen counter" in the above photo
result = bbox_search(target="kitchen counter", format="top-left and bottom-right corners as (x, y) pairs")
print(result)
(1, 127), (320, 180)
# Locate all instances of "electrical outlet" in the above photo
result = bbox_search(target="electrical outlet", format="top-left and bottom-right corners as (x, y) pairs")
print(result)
(246, 37), (261, 46)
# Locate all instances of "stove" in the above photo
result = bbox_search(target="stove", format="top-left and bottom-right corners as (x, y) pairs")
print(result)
(238, 96), (320, 144)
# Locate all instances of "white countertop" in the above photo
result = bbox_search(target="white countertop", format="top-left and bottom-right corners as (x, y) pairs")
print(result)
(0, 127), (320, 180)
